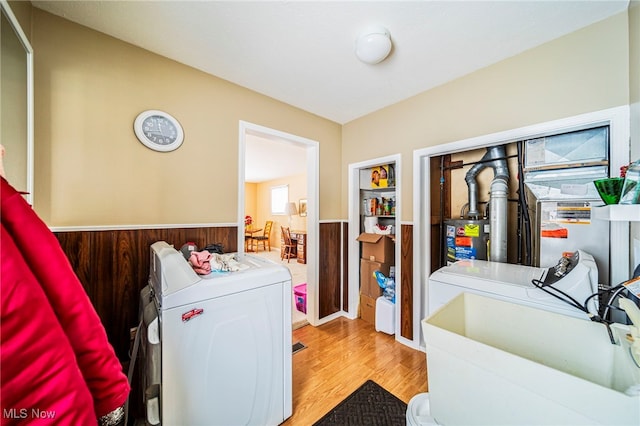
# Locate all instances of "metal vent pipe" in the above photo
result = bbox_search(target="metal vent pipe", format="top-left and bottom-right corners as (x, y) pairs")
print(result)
(464, 145), (510, 262)
(489, 176), (509, 262)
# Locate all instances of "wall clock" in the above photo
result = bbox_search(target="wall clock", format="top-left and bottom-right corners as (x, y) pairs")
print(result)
(134, 110), (184, 152)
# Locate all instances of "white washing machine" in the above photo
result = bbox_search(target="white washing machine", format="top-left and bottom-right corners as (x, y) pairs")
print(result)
(140, 241), (292, 426)
(428, 250), (599, 321)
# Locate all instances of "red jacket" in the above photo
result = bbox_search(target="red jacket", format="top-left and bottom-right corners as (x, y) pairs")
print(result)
(1, 177), (130, 424)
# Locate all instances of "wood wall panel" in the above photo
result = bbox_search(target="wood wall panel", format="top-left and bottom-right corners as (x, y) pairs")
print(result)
(112, 230), (143, 357)
(318, 222), (341, 318)
(55, 231), (92, 285)
(90, 231), (116, 338)
(54, 226), (237, 361)
(400, 224), (414, 340)
(430, 155), (453, 272)
(54, 223), (353, 359)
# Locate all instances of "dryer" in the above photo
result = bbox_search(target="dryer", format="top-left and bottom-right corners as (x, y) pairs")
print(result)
(139, 241), (292, 425)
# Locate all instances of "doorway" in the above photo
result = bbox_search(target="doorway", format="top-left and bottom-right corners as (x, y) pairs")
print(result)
(347, 154), (408, 344)
(238, 121), (320, 326)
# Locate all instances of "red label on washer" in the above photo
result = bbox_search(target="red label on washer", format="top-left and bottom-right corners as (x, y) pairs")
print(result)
(182, 308), (204, 322)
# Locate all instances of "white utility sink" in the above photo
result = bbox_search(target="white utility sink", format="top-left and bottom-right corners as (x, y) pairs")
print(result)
(422, 292), (640, 425)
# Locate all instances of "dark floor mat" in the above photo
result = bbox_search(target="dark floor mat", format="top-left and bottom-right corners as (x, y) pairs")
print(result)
(313, 380), (407, 425)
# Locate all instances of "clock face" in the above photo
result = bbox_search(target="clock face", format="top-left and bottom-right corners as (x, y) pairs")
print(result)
(134, 110), (184, 152)
(142, 115), (178, 145)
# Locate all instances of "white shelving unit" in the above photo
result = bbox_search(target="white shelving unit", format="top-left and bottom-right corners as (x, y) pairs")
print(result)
(593, 204), (640, 221)
(361, 186), (396, 232)
(359, 165), (397, 233)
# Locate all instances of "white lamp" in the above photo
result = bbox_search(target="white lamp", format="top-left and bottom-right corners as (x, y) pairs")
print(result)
(284, 202), (298, 227)
(355, 25), (392, 65)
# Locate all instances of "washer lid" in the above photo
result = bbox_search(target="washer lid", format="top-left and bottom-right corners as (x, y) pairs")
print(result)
(431, 260), (546, 289)
(156, 252), (291, 310)
(429, 260), (590, 319)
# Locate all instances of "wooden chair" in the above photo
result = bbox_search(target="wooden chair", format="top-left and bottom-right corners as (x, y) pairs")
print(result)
(251, 221), (273, 252)
(280, 226), (297, 262)
(244, 234), (252, 252)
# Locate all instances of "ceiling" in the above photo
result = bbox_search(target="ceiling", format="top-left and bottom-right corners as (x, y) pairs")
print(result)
(245, 136), (307, 183)
(30, 0), (630, 181)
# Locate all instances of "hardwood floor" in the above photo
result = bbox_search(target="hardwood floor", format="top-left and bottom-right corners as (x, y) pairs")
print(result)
(282, 317), (428, 425)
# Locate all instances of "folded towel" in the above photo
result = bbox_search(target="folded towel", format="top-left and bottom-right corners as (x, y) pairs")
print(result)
(189, 251), (213, 274)
(189, 252), (249, 274)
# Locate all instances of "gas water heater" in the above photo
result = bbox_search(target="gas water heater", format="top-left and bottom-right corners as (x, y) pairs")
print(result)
(444, 145), (510, 265)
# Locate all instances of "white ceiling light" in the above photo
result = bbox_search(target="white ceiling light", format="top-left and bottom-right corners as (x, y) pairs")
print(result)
(355, 25), (392, 65)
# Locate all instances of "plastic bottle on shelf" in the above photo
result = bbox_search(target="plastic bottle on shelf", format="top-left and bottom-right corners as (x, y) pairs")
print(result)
(620, 159), (640, 204)
(388, 164), (395, 187)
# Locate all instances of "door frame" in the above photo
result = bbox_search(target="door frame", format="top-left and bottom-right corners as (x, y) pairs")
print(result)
(237, 121), (321, 326)
(413, 105), (630, 350)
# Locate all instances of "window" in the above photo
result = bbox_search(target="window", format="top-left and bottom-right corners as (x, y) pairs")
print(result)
(271, 185), (288, 215)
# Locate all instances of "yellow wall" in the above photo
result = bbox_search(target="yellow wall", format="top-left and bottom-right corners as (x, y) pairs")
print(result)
(31, 9), (341, 226)
(7, 0), (30, 41)
(15, 5), (634, 227)
(342, 12), (630, 221)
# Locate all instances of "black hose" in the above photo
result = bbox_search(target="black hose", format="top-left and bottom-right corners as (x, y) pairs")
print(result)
(517, 142), (532, 265)
(531, 279), (588, 313)
(603, 286), (628, 323)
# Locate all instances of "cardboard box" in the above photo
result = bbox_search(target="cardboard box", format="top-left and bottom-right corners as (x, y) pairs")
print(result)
(370, 165), (389, 188)
(357, 233), (395, 263)
(360, 259), (391, 298)
(360, 294), (376, 325)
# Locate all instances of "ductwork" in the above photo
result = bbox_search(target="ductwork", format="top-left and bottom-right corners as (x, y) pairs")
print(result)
(464, 145), (510, 262)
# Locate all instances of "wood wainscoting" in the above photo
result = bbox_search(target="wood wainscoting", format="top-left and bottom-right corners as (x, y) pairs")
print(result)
(54, 221), (415, 361)
(400, 224), (414, 340)
(54, 226), (238, 361)
(54, 222), (354, 361)
(318, 222), (342, 318)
